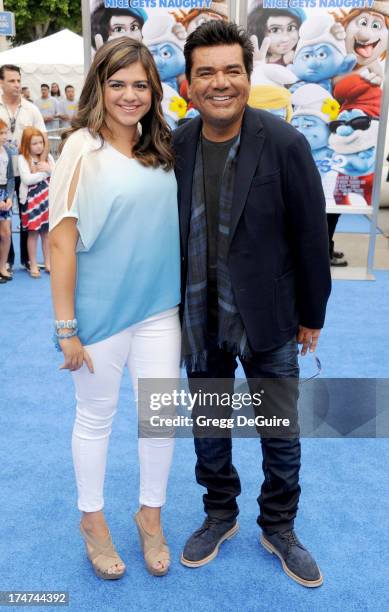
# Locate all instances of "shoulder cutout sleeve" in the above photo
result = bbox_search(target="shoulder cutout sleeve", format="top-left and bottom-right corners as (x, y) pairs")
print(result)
(49, 131), (86, 232)
(49, 129), (105, 252)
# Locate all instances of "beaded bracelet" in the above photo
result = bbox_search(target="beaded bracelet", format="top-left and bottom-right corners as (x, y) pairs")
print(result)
(53, 328), (78, 352)
(55, 319), (78, 330)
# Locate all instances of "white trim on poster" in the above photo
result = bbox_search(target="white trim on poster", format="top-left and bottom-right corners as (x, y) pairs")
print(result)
(239, 0), (247, 27)
(229, 0), (238, 23)
(367, 37), (389, 275)
(328, 205), (373, 216)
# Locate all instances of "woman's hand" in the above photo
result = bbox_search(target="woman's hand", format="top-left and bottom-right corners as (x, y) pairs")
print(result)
(0, 200), (5, 211)
(5, 198), (12, 210)
(250, 35), (270, 63)
(59, 335), (94, 373)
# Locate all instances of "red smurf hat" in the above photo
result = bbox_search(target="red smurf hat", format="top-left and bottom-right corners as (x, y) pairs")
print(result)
(333, 74), (382, 117)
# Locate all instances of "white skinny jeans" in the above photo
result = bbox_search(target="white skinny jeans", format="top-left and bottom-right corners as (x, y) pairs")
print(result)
(71, 307), (181, 512)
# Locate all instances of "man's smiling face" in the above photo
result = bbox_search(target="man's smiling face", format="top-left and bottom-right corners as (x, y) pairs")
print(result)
(188, 44), (250, 132)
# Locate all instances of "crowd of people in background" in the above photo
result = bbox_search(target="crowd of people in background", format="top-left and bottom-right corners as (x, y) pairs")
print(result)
(0, 63), (79, 283)
(22, 81), (78, 130)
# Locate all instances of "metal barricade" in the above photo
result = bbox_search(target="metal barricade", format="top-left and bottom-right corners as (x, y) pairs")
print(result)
(47, 128), (67, 160)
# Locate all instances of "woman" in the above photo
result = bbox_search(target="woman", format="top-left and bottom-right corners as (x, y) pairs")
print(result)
(49, 37), (181, 579)
(50, 82), (63, 99)
(91, 2), (147, 51)
(247, 6), (305, 65)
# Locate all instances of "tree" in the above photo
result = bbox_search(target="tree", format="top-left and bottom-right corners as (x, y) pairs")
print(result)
(4, 0), (82, 45)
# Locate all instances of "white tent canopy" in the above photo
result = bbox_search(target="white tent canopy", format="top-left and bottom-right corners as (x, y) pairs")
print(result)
(0, 29), (85, 101)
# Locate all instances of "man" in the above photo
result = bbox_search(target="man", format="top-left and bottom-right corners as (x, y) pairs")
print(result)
(21, 86), (33, 103)
(35, 84), (59, 131)
(328, 214), (348, 266)
(0, 65), (47, 270)
(57, 85), (78, 129)
(172, 22), (331, 587)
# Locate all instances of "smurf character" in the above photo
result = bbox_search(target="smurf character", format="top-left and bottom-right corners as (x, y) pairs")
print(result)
(178, 79), (200, 119)
(291, 84), (340, 181)
(329, 74), (381, 206)
(172, 3), (228, 105)
(333, 2), (389, 85)
(292, 83), (348, 266)
(249, 85), (293, 121)
(247, 6), (306, 66)
(172, 1), (228, 36)
(142, 15), (186, 92)
(161, 82), (188, 130)
(91, 1), (147, 51)
(290, 14), (357, 93)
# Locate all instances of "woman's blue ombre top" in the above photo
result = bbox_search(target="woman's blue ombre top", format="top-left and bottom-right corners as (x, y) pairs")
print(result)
(49, 129), (180, 346)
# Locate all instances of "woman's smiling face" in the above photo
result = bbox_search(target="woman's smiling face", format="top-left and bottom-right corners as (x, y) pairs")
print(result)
(266, 16), (299, 56)
(103, 62), (152, 133)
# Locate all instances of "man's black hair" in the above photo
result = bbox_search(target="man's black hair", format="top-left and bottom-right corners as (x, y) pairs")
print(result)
(184, 20), (254, 82)
(65, 84), (74, 92)
(41, 83), (49, 89)
(0, 64), (21, 79)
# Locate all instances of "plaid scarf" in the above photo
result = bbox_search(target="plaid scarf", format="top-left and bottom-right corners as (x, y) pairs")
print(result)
(182, 133), (250, 372)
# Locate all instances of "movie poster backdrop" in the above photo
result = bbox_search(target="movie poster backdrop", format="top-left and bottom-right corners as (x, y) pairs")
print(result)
(85, 0), (229, 128)
(246, 0), (389, 212)
(83, 0), (388, 211)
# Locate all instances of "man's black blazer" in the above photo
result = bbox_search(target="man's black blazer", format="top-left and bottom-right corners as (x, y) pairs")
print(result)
(172, 105), (331, 352)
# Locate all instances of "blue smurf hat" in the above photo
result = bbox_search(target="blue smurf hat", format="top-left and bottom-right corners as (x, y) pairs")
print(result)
(284, 8), (306, 23)
(126, 5), (148, 26)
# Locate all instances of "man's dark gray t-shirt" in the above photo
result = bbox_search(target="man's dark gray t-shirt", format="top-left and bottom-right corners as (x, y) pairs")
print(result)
(201, 133), (238, 319)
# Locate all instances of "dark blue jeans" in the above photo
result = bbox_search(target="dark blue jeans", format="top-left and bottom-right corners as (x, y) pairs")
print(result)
(188, 337), (301, 535)
(8, 177), (28, 267)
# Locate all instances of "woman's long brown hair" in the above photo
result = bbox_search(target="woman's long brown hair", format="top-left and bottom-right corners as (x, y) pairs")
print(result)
(61, 37), (174, 171)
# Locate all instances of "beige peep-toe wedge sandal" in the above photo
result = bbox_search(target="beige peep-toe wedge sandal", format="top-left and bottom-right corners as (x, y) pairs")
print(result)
(80, 524), (126, 580)
(134, 510), (170, 576)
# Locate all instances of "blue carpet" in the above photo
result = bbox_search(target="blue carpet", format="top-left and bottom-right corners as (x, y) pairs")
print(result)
(336, 214), (382, 235)
(1, 255), (389, 610)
